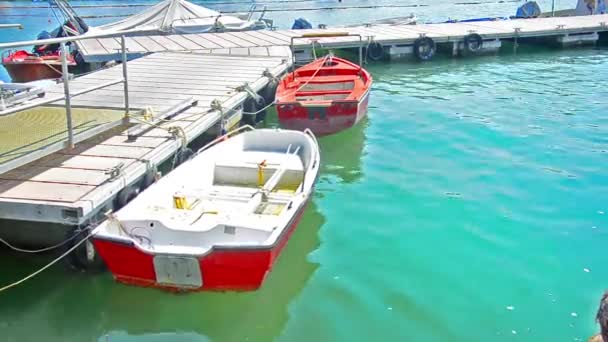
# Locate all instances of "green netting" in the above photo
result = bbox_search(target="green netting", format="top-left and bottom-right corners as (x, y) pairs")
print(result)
(0, 106), (126, 165)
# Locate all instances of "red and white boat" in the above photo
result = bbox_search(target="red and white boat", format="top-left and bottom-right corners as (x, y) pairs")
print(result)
(92, 126), (320, 292)
(2, 50), (75, 83)
(275, 55), (372, 136)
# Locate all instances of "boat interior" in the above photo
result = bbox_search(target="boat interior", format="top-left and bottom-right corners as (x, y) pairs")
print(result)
(101, 130), (318, 253)
(284, 57), (370, 103)
(295, 78), (357, 102)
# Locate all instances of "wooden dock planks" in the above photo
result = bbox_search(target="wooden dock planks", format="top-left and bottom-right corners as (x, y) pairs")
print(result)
(76, 14), (608, 62)
(0, 52), (290, 224)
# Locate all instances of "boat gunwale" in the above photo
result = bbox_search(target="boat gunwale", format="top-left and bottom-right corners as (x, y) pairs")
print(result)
(92, 128), (321, 258)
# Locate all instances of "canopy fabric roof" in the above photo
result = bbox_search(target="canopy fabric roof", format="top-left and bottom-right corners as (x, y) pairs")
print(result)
(87, 0), (263, 35)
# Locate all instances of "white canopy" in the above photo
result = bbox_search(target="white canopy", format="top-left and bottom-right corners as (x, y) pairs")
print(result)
(87, 0), (266, 35)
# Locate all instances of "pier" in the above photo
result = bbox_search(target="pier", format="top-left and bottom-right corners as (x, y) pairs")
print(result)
(76, 14), (608, 63)
(0, 13), (607, 247)
(0, 42), (289, 243)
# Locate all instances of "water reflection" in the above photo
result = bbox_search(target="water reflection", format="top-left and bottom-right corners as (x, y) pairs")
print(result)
(317, 117), (368, 185)
(0, 201), (325, 342)
(265, 107), (368, 186)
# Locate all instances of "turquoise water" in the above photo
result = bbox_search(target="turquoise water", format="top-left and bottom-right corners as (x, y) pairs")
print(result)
(1, 1), (608, 341)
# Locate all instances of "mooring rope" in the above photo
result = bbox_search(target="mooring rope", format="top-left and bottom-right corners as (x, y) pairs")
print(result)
(0, 229), (95, 293)
(0, 234), (82, 254)
(242, 54), (330, 116)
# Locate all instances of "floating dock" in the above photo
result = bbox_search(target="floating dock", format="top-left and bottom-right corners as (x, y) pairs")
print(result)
(76, 14), (608, 63)
(0, 49), (290, 244)
(0, 13), (607, 247)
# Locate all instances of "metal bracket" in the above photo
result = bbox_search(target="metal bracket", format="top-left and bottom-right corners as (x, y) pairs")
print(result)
(210, 99), (223, 112)
(234, 83), (258, 99)
(262, 69), (279, 82)
(127, 97), (197, 141)
(105, 162), (125, 181)
(210, 99), (227, 135)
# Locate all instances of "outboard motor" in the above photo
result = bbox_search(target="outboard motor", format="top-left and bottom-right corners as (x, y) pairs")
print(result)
(515, 1), (541, 18)
(292, 17), (312, 30)
(33, 30), (58, 54)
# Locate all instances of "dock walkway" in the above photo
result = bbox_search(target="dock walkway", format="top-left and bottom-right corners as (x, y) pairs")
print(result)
(0, 50), (290, 226)
(1, 13), (607, 245)
(77, 14), (608, 62)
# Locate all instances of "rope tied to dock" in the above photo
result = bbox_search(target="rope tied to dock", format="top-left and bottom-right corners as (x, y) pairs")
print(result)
(0, 227), (97, 293)
(127, 113), (190, 170)
(242, 54), (331, 116)
(0, 233), (82, 254)
(262, 69), (279, 83)
(210, 99), (228, 136)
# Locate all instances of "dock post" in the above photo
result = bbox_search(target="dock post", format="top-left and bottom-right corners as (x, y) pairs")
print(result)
(60, 42), (74, 149)
(121, 36), (130, 116)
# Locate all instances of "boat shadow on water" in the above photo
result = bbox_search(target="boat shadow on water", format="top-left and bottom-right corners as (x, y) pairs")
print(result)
(0, 201), (325, 342)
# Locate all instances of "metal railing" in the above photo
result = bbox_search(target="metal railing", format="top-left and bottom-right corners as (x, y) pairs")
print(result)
(290, 32), (364, 67)
(0, 32), (135, 174)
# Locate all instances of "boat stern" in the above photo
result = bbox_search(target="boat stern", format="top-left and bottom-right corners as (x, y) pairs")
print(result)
(277, 92), (369, 136)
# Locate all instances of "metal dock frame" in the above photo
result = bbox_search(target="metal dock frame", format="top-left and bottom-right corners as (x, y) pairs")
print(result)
(0, 43), (290, 236)
(0, 34), (134, 174)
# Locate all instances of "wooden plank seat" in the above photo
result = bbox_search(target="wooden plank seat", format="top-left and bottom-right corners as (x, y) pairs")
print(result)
(213, 151), (304, 192)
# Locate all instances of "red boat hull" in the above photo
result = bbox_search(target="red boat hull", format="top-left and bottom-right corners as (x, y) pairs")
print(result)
(93, 200), (310, 292)
(2, 50), (75, 83)
(3, 63), (63, 83)
(277, 89), (370, 136)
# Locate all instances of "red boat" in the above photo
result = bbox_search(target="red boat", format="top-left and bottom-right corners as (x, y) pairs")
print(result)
(92, 127), (320, 292)
(2, 50), (75, 83)
(275, 55), (372, 136)
(2, 15), (87, 83)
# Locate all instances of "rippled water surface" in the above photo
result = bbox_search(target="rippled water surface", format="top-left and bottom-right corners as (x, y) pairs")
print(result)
(1, 1), (608, 341)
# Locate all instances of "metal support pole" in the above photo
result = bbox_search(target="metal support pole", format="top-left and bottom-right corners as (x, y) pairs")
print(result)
(60, 42), (74, 149)
(551, 0), (555, 17)
(121, 36), (130, 116)
(358, 35), (363, 66)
